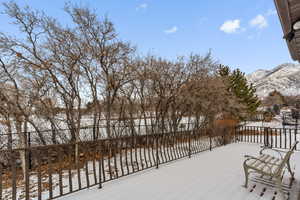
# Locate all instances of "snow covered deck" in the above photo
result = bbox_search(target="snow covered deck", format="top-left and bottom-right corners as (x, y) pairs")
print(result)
(58, 143), (300, 200)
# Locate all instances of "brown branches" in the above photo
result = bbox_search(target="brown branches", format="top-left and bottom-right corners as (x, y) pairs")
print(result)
(0, 2), (245, 145)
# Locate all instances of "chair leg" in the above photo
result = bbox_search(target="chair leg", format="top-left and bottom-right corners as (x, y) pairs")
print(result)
(243, 164), (249, 188)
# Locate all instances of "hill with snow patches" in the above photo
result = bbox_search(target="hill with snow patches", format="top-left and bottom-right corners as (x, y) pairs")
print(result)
(246, 63), (300, 97)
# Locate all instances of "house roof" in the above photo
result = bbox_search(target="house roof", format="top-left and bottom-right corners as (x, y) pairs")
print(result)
(274, 0), (300, 62)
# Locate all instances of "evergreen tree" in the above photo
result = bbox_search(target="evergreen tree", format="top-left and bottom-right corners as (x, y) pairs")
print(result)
(218, 65), (261, 115)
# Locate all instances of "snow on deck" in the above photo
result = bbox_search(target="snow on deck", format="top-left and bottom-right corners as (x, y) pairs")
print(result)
(58, 143), (300, 200)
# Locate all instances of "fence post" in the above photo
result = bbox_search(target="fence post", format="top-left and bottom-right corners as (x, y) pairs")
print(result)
(24, 147), (30, 200)
(10, 150), (16, 200)
(264, 127), (269, 147)
(0, 162), (2, 200)
(209, 130), (212, 151)
(239, 126), (242, 142)
(269, 127), (272, 148)
(27, 132), (32, 170)
(93, 125), (96, 141)
(223, 128), (226, 146)
(296, 129), (298, 150)
(156, 134), (159, 169)
(188, 130), (191, 158)
(98, 141), (103, 189)
(234, 126), (238, 142)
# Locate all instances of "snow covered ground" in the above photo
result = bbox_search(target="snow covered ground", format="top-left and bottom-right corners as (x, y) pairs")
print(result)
(0, 116), (197, 149)
(57, 143), (300, 200)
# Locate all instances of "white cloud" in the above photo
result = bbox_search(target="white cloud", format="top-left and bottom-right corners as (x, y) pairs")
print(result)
(136, 3), (148, 10)
(164, 26), (178, 34)
(220, 19), (241, 34)
(250, 14), (268, 29)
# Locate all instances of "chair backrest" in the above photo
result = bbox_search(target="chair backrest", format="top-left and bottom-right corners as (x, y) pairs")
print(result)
(291, 141), (299, 151)
(277, 141), (299, 172)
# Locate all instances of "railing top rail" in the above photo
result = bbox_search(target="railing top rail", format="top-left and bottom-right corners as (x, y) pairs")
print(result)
(0, 129), (208, 152)
(0, 122), (197, 136)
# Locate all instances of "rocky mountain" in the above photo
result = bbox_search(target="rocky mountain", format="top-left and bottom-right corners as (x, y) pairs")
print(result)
(246, 63), (300, 98)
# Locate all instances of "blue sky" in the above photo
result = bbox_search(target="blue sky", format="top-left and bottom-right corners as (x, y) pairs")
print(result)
(0, 0), (296, 73)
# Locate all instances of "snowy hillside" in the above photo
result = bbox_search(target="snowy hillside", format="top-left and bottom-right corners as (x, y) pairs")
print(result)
(247, 63), (300, 97)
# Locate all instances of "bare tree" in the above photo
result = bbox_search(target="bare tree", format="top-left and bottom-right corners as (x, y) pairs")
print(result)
(0, 1), (252, 180)
(66, 5), (135, 138)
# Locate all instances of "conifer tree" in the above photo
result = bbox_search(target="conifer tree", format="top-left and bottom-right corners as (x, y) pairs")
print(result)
(218, 65), (261, 116)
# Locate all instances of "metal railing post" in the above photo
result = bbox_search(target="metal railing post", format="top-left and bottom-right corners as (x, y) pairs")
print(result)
(24, 147), (30, 200)
(156, 134), (159, 169)
(98, 141), (103, 189)
(223, 128), (226, 146)
(27, 132), (32, 170)
(188, 131), (191, 158)
(0, 162), (2, 200)
(264, 127), (269, 147)
(209, 130), (212, 151)
(235, 126), (238, 143)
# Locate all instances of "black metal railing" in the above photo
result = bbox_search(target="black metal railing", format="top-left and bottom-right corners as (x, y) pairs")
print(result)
(0, 123), (198, 149)
(0, 126), (234, 200)
(4, 125), (299, 200)
(235, 126), (299, 150)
